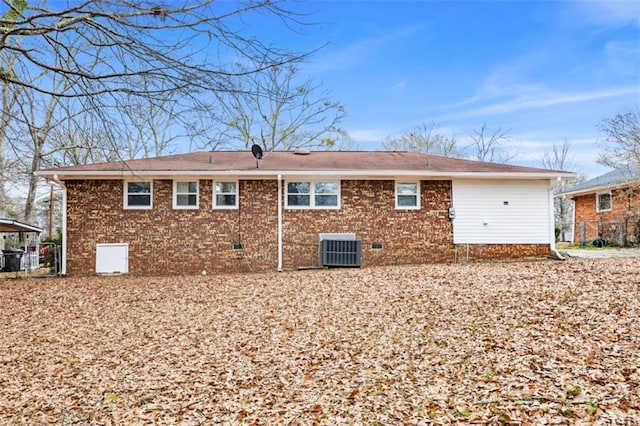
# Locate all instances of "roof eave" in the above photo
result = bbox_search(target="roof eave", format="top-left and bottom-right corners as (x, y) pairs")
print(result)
(36, 169), (573, 180)
(0, 218), (43, 233)
(560, 181), (636, 198)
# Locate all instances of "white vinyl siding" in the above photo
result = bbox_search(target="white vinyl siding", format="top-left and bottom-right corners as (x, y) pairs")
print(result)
(452, 179), (551, 244)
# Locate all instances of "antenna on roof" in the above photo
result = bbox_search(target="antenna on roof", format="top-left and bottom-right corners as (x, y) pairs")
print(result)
(251, 144), (263, 169)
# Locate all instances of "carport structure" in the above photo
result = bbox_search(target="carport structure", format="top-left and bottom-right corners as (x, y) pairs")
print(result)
(0, 218), (43, 272)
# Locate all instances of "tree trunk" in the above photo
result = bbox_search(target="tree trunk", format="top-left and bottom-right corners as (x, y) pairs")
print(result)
(23, 138), (43, 223)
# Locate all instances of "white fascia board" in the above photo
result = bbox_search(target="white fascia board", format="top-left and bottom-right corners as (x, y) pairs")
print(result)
(37, 169), (573, 181)
(559, 182), (629, 198)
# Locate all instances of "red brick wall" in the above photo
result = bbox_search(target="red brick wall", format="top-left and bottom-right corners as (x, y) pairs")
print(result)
(283, 180), (454, 267)
(66, 179), (278, 276)
(64, 178), (551, 276)
(573, 187), (640, 242)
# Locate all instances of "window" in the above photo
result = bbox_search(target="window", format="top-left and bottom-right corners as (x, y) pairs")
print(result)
(286, 181), (340, 208)
(173, 180), (199, 209)
(596, 192), (612, 212)
(314, 182), (339, 207)
(396, 182), (420, 209)
(214, 181), (238, 209)
(124, 181), (152, 209)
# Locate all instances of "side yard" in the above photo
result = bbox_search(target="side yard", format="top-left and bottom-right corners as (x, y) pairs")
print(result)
(0, 259), (638, 424)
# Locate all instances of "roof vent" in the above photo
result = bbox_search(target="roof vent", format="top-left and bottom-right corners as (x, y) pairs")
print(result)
(294, 148), (311, 155)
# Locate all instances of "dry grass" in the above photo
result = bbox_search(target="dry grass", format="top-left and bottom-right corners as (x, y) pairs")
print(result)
(0, 258), (639, 425)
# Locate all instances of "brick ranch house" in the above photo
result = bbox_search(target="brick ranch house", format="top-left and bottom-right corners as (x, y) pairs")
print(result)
(559, 165), (640, 246)
(37, 150), (572, 276)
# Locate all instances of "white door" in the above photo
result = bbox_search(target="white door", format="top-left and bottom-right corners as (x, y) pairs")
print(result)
(96, 243), (129, 274)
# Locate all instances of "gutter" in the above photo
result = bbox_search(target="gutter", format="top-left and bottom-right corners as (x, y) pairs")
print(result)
(38, 169), (576, 180)
(559, 181), (632, 199)
(52, 174), (67, 275)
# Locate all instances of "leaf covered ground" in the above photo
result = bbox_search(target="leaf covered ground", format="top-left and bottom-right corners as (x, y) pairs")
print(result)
(0, 258), (638, 425)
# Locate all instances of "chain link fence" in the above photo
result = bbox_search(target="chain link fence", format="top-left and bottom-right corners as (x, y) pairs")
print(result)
(578, 219), (640, 248)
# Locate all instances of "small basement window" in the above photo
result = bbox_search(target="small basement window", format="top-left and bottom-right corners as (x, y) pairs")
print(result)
(124, 181), (153, 209)
(173, 180), (199, 209)
(596, 192), (612, 212)
(371, 242), (384, 250)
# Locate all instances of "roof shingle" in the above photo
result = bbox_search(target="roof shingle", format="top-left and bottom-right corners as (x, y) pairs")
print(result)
(560, 164), (640, 196)
(38, 151), (569, 178)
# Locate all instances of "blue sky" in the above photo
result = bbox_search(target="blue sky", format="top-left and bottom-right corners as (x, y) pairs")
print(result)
(264, 0), (640, 177)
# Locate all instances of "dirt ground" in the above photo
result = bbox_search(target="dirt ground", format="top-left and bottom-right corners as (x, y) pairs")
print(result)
(0, 258), (638, 425)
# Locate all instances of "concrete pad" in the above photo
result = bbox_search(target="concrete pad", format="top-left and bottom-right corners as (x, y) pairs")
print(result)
(561, 248), (640, 259)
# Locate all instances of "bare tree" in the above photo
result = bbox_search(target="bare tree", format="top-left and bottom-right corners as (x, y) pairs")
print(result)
(10, 80), (64, 222)
(202, 64), (347, 151)
(383, 122), (465, 157)
(115, 86), (186, 158)
(542, 139), (585, 242)
(0, 1), (308, 100)
(598, 110), (640, 167)
(0, 3), (24, 216)
(0, 0), (318, 220)
(467, 122), (516, 163)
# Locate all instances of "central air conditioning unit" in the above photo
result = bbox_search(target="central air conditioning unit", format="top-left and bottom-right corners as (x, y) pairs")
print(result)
(318, 233), (362, 267)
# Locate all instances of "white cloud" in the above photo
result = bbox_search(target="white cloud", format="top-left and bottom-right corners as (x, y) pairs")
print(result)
(348, 128), (388, 144)
(309, 22), (427, 73)
(566, 0), (640, 27)
(443, 86), (639, 120)
(393, 81), (407, 90)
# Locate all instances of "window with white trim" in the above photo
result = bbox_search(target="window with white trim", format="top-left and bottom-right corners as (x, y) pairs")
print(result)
(596, 192), (612, 212)
(173, 180), (199, 209)
(286, 181), (340, 209)
(214, 181), (238, 209)
(395, 182), (420, 209)
(124, 181), (152, 209)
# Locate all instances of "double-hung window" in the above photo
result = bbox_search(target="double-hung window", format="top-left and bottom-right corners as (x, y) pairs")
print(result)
(124, 181), (152, 209)
(286, 181), (340, 209)
(214, 181), (238, 209)
(396, 182), (420, 209)
(173, 180), (199, 209)
(596, 192), (612, 212)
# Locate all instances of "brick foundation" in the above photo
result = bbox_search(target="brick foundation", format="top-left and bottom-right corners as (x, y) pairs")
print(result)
(454, 243), (551, 262)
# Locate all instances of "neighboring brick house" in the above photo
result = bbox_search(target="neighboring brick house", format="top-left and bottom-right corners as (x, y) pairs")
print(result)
(559, 165), (640, 246)
(37, 150), (572, 276)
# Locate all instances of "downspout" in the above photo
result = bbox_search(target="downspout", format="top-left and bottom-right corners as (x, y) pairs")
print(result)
(549, 180), (556, 252)
(52, 174), (67, 275)
(277, 174), (283, 271)
(549, 179), (565, 260)
(570, 196), (576, 245)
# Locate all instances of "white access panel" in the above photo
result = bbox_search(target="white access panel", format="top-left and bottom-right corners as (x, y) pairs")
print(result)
(96, 243), (129, 274)
(452, 179), (551, 244)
